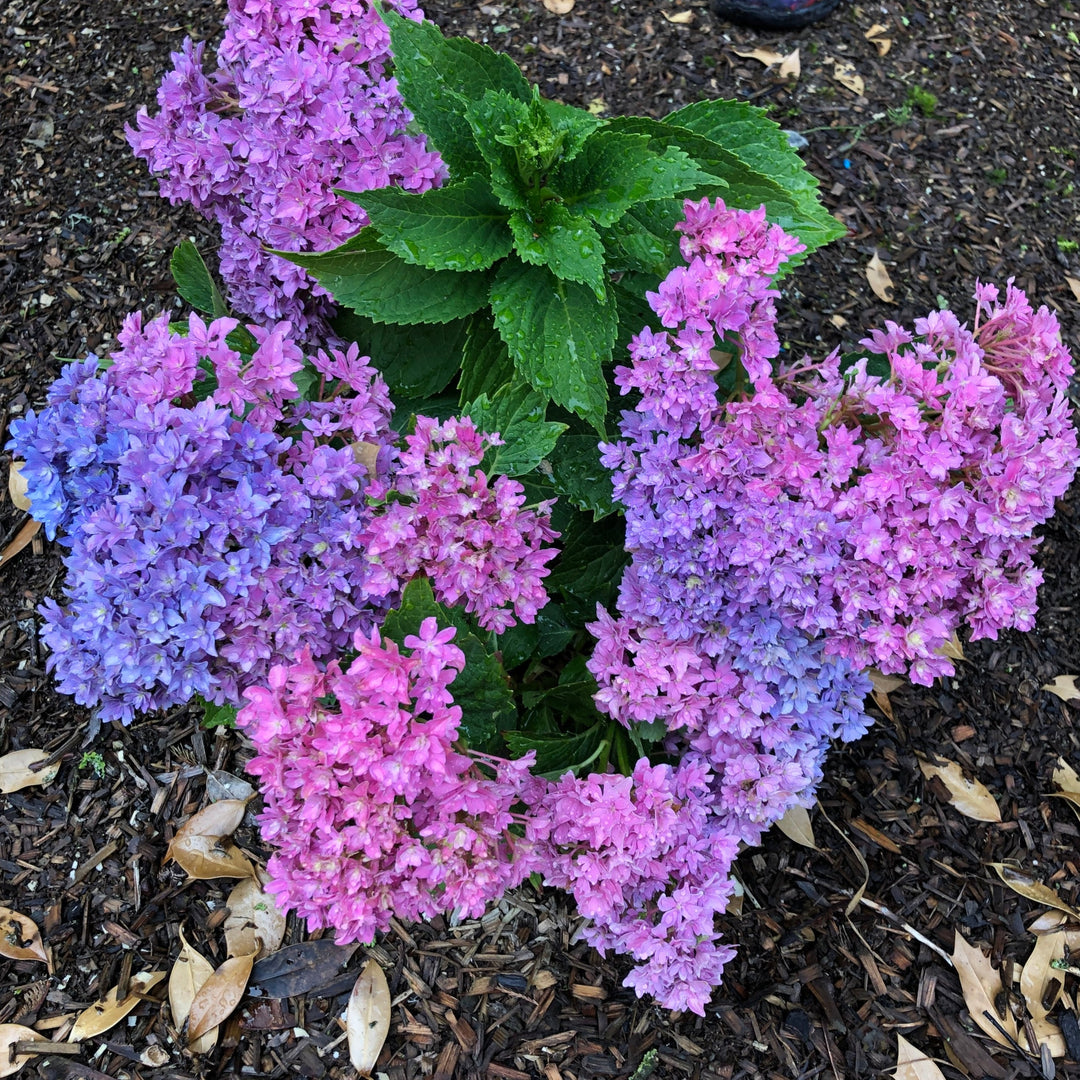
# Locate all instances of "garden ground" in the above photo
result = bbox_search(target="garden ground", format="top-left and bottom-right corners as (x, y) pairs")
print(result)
(1, 0), (1080, 1077)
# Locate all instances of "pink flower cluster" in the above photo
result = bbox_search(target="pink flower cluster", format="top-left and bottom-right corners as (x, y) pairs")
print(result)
(363, 416), (560, 632)
(239, 620), (535, 945)
(127, 0), (446, 337)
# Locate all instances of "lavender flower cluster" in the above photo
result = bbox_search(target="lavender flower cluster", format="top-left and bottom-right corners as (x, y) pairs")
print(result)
(126, 0), (445, 337)
(8, 312), (556, 724)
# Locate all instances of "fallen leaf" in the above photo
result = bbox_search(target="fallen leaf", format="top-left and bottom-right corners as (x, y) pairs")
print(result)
(866, 252), (895, 303)
(1053, 757), (1080, 793)
(951, 931), (1018, 1048)
(0, 518), (41, 567)
(250, 940), (360, 999)
(0, 749), (59, 794)
(167, 833), (257, 882)
(0, 908), (48, 965)
(166, 799), (249, 857)
(864, 23), (892, 57)
(732, 46), (786, 67)
(0, 1024), (45, 1077)
(1042, 675), (1080, 704)
(1066, 276), (1080, 303)
(895, 1033), (947, 1080)
(169, 927), (218, 1054)
(586, 97), (606, 116)
(7, 461), (30, 512)
(187, 952), (256, 1043)
(542, 0), (573, 12)
(868, 668), (904, 720)
(727, 876), (745, 917)
(69, 971), (165, 1042)
(347, 959), (392, 1075)
(224, 874), (287, 960)
(1021, 914), (1065, 1035)
(774, 803), (817, 848)
(990, 864), (1080, 921)
(829, 314), (848, 329)
(662, 8), (694, 23)
(939, 632), (965, 662)
(832, 61), (865, 96)
(350, 442), (381, 474)
(917, 756), (1001, 822)
(778, 48), (801, 80)
(204, 770), (255, 805)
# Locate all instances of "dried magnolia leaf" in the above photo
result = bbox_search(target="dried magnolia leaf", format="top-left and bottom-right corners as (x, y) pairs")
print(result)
(778, 48), (800, 80)
(1053, 757), (1080, 792)
(866, 251), (895, 303)
(169, 927), (218, 1054)
(347, 959), (392, 1075)
(1042, 675), (1080, 705)
(1021, 914), (1065, 1019)
(662, 8), (694, 23)
(895, 1033), (947, 1080)
(732, 46), (786, 67)
(0, 518), (41, 568)
(917, 756), (1001, 822)
(1066, 276), (1080, 304)
(832, 61), (865, 96)
(187, 952), (256, 1043)
(250, 940), (360, 999)
(951, 932), (1017, 1048)
(69, 971), (165, 1042)
(864, 23), (892, 57)
(0, 749), (59, 795)
(205, 770), (255, 805)
(938, 632), (965, 662)
(224, 874), (286, 960)
(990, 864), (1080, 921)
(166, 833), (257, 882)
(541, 0), (573, 12)
(166, 798), (249, 855)
(350, 441), (381, 474)
(0, 908), (48, 965)
(774, 804), (817, 848)
(586, 97), (607, 116)
(7, 461), (30, 512)
(0, 1024), (45, 1077)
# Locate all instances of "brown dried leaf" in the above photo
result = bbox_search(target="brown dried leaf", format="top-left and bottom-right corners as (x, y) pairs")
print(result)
(541, 0), (573, 12)
(169, 927), (217, 1054)
(7, 461), (30, 512)
(347, 959), (392, 1075)
(1066, 276), (1080, 303)
(939, 632), (965, 662)
(1021, 914), (1065, 1018)
(866, 251), (895, 303)
(1053, 757), (1080, 794)
(69, 971), (165, 1042)
(832, 61), (865, 96)
(224, 874), (286, 960)
(167, 799), (249, 853)
(0, 908), (48, 965)
(864, 24), (892, 57)
(732, 46), (786, 67)
(0, 749), (59, 795)
(662, 8), (694, 23)
(917, 756), (1001, 822)
(952, 932), (1017, 1048)
(990, 864), (1080, 921)
(0, 1024), (45, 1077)
(1042, 675), (1080, 705)
(0, 518), (41, 568)
(166, 833), (257, 882)
(895, 1033), (947, 1080)
(187, 952), (256, 1043)
(778, 48), (800, 80)
(774, 804), (817, 849)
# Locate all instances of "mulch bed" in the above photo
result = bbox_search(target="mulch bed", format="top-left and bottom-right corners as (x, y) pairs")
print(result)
(1, 0), (1079, 1076)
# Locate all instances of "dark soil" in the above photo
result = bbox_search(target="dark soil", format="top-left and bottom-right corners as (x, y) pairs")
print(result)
(2, 0), (1080, 1078)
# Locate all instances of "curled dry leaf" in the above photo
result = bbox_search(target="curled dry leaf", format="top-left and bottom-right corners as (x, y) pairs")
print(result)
(0, 1024), (45, 1078)
(69, 971), (166, 1042)
(166, 833), (257, 882)
(951, 931), (1017, 1049)
(662, 8), (694, 23)
(0, 908), (48, 965)
(347, 959), (392, 1075)
(1053, 757), (1080, 793)
(1042, 675), (1080, 705)
(866, 251), (895, 303)
(895, 1033), (947, 1080)
(774, 804), (817, 849)
(832, 61), (865, 96)
(186, 952), (256, 1043)
(868, 668), (904, 722)
(541, 0), (573, 12)
(917, 756), (1001, 822)
(778, 49), (800, 80)
(7, 461), (30, 512)
(990, 864), (1080, 922)
(0, 518), (41, 568)
(169, 927), (218, 1054)
(1019, 912), (1066, 1057)
(864, 23), (892, 57)
(0, 749), (59, 795)
(732, 46), (786, 68)
(1066, 276), (1080, 304)
(224, 873), (287, 960)
(166, 798), (249, 853)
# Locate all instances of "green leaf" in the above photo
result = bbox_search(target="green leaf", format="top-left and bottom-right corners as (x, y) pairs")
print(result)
(285, 239), (492, 325)
(464, 90), (535, 210)
(390, 391), (462, 432)
(381, 6), (530, 175)
(548, 433), (615, 519)
(490, 260), (617, 433)
(353, 175), (513, 272)
(504, 722), (608, 779)
(381, 578), (516, 746)
(463, 380), (567, 477)
(331, 310), (467, 397)
(599, 200), (684, 276)
(171, 241), (227, 317)
(535, 603), (574, 658)
(547, 513), (628, 626)
(508, 204), (606, 298)
(665, 98), (845, 253)
(199, 699), (238, 730)
(497, 620), (540, 669)
(553, 130), (713, 227)
(458, 314), (516, 405)
(539, 98), (600, 164)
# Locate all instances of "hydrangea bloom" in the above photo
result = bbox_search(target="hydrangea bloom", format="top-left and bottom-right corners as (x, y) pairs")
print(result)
(127, 0), (446, 337)
(239, 621), (536, 944)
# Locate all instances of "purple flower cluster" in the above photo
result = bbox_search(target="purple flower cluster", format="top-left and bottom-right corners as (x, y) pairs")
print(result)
(127, 0), (445, 337)
(239, 620), (536, 945)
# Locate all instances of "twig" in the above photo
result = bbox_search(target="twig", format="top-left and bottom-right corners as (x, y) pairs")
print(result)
(856, 897), (954, 967)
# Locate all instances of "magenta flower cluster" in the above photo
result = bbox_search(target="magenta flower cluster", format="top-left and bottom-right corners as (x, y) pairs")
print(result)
(126, 0), (445, 337)
(8, 313), (556, 724)
(239, 620), (536, 945)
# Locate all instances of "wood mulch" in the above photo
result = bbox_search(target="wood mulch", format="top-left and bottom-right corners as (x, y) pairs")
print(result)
(1, 0), (1079, 1076)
